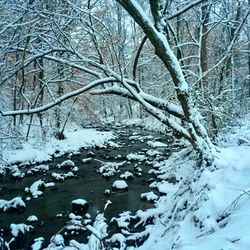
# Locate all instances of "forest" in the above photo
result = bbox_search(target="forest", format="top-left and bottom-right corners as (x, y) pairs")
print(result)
(0, 0), (250, 249)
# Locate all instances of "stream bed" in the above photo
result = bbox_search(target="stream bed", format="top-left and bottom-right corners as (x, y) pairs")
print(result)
(0, 126), (174, 249)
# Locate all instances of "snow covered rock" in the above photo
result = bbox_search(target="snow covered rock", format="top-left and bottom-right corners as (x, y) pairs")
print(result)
(82, 157), (92, 164)
(87, 151), (95, 157)
(0, 197), (26, 212)
(146, 149), (162, 157)
(72, 166), (79, 172)
(25, 179), (45, 198)
(9, 223), (33, 249)
(48, 234), (65, 249)
(108, 233), (126, 250)
(10, 223), (33, 237)
(51, 172), (64, 181)
(11, 165), (25, 178)
(57, 160), (75, 169)
(27, 215), (38, 222)
(71, 199), (89, 215)
(51, 171), (75, 181)
(120, 171), (133, 180)
(98, 161), (126, 177)
(134, 165), (143, 176)
(127, 153), (147, 161)
(31, 237), (45, 250)
(140, 191), (158, 202)
(69, 239), (89, 250)
(147, 140), (167, 147)
(111, 211), (131, 229)
(112, 180), (128, 191)
(67, 213), (84, 231)
(45, 182), (55, 188)
(104, 189), (111, 196)
(26, 165), (49, 175)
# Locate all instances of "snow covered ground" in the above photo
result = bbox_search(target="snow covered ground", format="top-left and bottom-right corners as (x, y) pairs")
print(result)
(134, 119), (250, 250)
(1, 128), (113, 166)
(1, 118), (250, 250)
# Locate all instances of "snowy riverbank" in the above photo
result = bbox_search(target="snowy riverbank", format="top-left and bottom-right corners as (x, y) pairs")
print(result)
(1, 128), (113, 168)
(1, 119), (250, 250)
(136, 119), (250, 250)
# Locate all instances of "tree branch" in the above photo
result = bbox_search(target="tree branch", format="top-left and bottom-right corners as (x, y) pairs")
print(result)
(0, 78), (116, 116)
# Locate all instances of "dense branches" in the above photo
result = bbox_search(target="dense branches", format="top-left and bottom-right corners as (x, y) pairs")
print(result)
(0, 0), (249, 162)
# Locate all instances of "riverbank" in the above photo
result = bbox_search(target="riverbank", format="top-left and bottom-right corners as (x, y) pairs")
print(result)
(1, 118), (250, 250)
(0, 127), (114, 173)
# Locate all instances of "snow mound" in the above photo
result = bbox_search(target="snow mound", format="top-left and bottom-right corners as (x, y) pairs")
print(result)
(98, 161), (126, 177)
(27, 215), (38, 222)
(72, 199), (87, 206)
(112, 180), (128, 190)
(57, 160), (75, 169)
(120, 171), (133, 180)
(127, 153), (146, 161)
(25, 179), (45, 198)
(147, 140), (167, 147)
(10, 223), (33, 237)
(140, 191), (158, 201)
(0, 197), (26, 212)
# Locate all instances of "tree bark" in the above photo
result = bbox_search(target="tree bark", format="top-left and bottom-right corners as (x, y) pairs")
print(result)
(117, 0), (215, 162)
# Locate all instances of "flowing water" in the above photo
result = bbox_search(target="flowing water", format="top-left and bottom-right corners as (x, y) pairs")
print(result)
(0, 126), (173, 249)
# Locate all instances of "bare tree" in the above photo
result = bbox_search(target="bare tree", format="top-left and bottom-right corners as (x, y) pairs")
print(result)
(0, 0), (249, 163)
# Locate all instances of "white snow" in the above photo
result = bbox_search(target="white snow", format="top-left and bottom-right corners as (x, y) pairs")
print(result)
(132, 120), (250, 250)
(69, 240), (89, 250)
(98, 161), (126, 177)
(72, 199), (87, 206)
(146, 149), (162, 156)
(120, 171), (133, 180)
(147, 140), (167, 148)
(31, 237), (44, 250)
(27, 164), (49, 175)
(67, 214), (83, 231)
(0, 197), (26, 212)
(104, 189), (111, 194)
(27, 215), (38, 222)
(48, 234), (65, 249)
(87, 213), (108, 250)
(10, 223), (33, 237)
(45, 182), (55, 188)
(57, 159), (75, 168)
(26, 179), (45, 198)
(111, 211), (131, 229)
(140, 191), (158, 201)
(82, 157), (92, 164)
(108, 233), (126, 250)
(3, 128), (113, 165)
(1, 114), (250, 250)
(127, 153), (146, 161)
(112, 180), (128, 190)
(51, 171), (75, 181)
(72, 166), (79, 172)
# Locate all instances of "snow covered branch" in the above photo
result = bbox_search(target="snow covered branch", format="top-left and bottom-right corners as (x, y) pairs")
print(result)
(0, 78), (115, 116)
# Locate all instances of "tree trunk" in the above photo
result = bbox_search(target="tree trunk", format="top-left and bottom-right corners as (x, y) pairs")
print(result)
(117, 0), (215, 162)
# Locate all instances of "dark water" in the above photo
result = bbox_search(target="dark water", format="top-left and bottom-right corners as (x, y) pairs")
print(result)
(0, 127), (172, 248)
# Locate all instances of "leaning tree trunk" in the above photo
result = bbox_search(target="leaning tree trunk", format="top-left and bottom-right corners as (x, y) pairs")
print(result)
(117, 0), (215, 162)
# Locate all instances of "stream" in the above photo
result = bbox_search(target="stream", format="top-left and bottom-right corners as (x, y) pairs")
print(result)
(0, 126), (174, 249)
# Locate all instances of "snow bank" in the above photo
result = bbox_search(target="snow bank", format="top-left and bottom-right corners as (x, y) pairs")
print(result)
(134, 120), (250, 250)
(3, 128), (113, 165)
